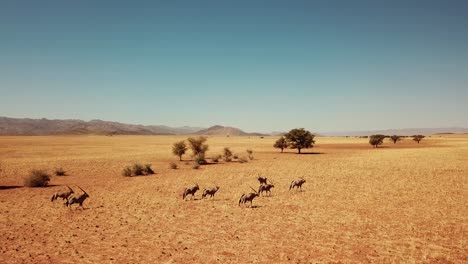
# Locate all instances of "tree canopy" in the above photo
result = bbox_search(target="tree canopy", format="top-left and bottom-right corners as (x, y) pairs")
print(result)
(284, 128), (315, 154)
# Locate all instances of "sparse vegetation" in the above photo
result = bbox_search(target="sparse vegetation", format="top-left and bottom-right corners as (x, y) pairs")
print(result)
(123, 163), (154, 176)
(413, 135), (425, 144)
(233, 154), (239, 160)
(172, 140), (188, 161)
(54, 167), (66, 176)
(192, 163), (200, 169)
(169, 162), (178, 169)
(143, 164), (154, 174)
(223, 147), (233, 162)
(188, 137), (209, 164)
(24, 169), (51, 187)
(122, 166), (132, 177)
(246, 149), (253, 160)
(132, 163), (145, 176)
(390, 135), (402, 144)
(274, 137), (288, 153)
(369, 134), (386, 148)
(284, 128), (316, 154)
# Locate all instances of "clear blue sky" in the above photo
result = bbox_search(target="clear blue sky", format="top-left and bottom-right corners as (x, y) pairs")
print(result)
(1, 0), (467, 133)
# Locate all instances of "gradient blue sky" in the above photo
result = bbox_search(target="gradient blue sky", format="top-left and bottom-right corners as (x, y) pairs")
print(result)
(1, 0), (467, 133)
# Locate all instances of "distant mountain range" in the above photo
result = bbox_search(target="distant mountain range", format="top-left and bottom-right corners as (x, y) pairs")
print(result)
(0, 117), (203, 136)
(194, 125), (267, 136)
(0, 117), (264, 136)
(0, 117), (466, 136)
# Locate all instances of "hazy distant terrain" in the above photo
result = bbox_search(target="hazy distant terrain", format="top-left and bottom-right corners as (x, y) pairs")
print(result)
(1, 117), (467, 136)
(195, 125), (267, 136)
(0, 117), (203, 136)
(323, 127), (468, 136)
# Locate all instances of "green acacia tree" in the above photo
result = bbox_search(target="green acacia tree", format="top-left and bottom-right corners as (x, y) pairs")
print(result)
(412, 135), (425, 144)
(172, 140), (187, 161)
(274, 137), (288, 153)
(369, 134), (385, 148)
(284, 128), (315, 154)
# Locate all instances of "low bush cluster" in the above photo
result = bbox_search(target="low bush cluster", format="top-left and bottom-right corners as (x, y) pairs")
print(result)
(122, 163), (155, 177)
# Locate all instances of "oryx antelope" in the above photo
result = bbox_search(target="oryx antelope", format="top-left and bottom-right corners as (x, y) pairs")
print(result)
(289, 178), (306, 191)
(258, 183), (275, 196)
(51, 185), (74, 202)
(183, 183), (199, 200)
(257, 176), (268, 185)
(202, 185), (220, 199)
(65, 186), (89, 208)
(238, 187), (259, 207)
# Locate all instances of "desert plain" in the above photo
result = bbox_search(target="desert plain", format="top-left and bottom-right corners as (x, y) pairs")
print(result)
(0, 135), (466, 263)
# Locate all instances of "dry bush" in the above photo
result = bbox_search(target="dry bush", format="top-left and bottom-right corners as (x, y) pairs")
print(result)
(169, 162), (178, 169)
(192, 163), (200, 170)
(122, 166), (132, 177)
(122, 163), (154, 176)
(143, 164), (154, 174)
(211, 154), (222, 163)
(24, 169), (51, 187)
(132, 163), (145, 176)
(54, 167), (66, 176)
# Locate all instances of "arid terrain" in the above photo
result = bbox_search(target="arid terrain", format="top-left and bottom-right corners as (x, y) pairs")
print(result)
(0, 135), (466, 263)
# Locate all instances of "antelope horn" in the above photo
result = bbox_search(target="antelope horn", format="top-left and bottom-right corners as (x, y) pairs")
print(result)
(66, 185), (73, 192)
(249, 186), (257, 193)
(77, 186), (88, 196)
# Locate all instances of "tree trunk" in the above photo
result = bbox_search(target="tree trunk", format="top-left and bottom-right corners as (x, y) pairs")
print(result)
(179, 155), (182, 161)
(298, 148), (301, 154)
(281, 148), (284, 153)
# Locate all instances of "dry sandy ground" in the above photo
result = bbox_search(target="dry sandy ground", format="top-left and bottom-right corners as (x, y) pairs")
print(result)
(0, 135), (466, 263)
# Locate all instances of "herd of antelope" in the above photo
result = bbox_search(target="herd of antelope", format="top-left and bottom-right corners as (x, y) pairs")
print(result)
(183, 176), (307, 208)
(49, 176), (304, 209)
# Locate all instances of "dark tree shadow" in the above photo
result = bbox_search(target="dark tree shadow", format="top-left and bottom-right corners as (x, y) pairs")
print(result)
(0, 185), (22, 190)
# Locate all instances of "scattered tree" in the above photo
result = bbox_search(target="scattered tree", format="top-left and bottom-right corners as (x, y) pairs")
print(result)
(284, 128), (316, 154)
(389, 135), (402, 144)
(187, 137), (209, 155)
(412, 135), (425, 144)
(172, 141), (187, 161)
(273, 137), (288, 153)
(369, 134), (385, 148)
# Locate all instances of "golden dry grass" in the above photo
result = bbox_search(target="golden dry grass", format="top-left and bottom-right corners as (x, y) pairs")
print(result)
(0, 135), (466, 263)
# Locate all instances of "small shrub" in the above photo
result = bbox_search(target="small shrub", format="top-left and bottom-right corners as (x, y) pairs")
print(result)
(143, 164), (154, 175)
(122, 166), (132, 177)
(238, 157), (248, 163)
(233, 154), (239, 160)
(192, 163), (200, 170)
(54, 167), (66, 176)
(132, 163), (145, 176)
(169, 162), (178, 169)
(24, 169), (51, 187)
(223, 147), (233, 161)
